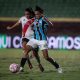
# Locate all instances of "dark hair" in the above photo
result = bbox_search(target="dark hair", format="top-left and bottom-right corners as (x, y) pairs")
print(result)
(35, 6), (44, 13)
(25, 7), (35, 18)
(31, 10), (35, 18)
(25, 7), (32, 13)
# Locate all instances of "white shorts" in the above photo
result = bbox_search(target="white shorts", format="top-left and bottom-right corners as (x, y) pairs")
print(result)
(27, 39), (48, 50)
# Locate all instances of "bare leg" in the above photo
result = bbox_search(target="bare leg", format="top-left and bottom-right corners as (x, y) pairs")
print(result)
(20, 43), (32, 71)
(42, 49), (60, 69)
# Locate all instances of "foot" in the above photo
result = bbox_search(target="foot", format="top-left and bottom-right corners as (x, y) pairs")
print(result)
(19, 67), (24, 72)
(38, 64), (44, 72)
(29, 64), (33, 69)
(57, 67), (63, 73)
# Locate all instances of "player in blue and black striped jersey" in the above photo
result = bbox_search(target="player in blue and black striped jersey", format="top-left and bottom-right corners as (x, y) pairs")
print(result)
(19, 6), (62, 73)
(33, 17), (48, 40)
(31, 6), (62, 73)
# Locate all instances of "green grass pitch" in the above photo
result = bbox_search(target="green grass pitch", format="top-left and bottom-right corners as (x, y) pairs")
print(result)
(0, 49), (80, 80)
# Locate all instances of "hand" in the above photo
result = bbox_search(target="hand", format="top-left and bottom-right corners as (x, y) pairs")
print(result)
(7, 26), (12, 30)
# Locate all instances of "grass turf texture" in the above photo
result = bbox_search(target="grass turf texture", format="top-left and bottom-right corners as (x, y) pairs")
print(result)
(0, 49), (80, 80)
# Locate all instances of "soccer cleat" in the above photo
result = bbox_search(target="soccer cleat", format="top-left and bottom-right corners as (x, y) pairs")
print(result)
(29, 64), (33, 69)
(19, 67), (24, 72)
(38, 64), (44, 72)
(57, 67), (63, 73)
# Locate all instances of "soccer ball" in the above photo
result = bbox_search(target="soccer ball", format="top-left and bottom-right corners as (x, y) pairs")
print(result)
(9, 63), (20, 73)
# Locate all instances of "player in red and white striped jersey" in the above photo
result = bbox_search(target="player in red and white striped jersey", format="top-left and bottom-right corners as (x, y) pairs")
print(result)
(7, 8), (34, 69)
(20, 15), (44, 72)
(20, 14), (53, 72)
(7, 8), (44, 72)
(21, 6), (62, 73)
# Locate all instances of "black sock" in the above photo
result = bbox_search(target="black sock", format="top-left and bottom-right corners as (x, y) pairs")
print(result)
(20, 58), (27, 67)
(27, 58), (32, 65)
(35, 55), (40, 64)
(46, 57), (60, 69)
(33, 48), (40, 65)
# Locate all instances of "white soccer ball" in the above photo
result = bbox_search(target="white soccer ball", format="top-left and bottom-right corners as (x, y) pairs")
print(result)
(9, 63), (20, 73)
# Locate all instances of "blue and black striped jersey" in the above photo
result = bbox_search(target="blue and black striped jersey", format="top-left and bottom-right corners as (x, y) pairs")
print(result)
(33, 17), (48, 40)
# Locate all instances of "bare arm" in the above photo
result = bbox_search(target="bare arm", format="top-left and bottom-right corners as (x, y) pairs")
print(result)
(7, 21), (20, 30)
(42, 16), (53, 27)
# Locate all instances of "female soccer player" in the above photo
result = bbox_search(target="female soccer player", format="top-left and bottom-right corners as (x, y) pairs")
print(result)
(20, 6), (62, 73)
(7, 7), (44, 72)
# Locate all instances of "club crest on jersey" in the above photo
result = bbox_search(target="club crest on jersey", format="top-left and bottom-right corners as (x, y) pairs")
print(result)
(23, 19), (26, 21)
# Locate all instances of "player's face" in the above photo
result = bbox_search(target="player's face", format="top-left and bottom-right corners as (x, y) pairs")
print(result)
(35, 11), (42, 19)
(25, 11), (31, 19)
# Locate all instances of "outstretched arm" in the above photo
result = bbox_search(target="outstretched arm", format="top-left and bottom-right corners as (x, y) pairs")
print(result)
(7, 21), (20, 30)
(42, 16), (53, 27)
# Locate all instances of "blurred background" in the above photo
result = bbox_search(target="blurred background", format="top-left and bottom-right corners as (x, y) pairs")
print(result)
(0, 0), (80, 49)
(0, 0), (80, 17)
(0, 0), (80, 80)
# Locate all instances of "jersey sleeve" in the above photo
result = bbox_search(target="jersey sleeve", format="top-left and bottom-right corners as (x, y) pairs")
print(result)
(42, 19), (49, 32)
(43, 19), (49, 27)
(43, 17), (53, 26)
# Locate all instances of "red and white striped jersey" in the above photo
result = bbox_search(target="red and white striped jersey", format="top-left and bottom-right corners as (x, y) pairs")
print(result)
(23, 18), (34, 39)
(18, 16), (29, 29)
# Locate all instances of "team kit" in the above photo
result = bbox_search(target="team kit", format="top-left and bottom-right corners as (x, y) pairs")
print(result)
(8, 6), (62, 73)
